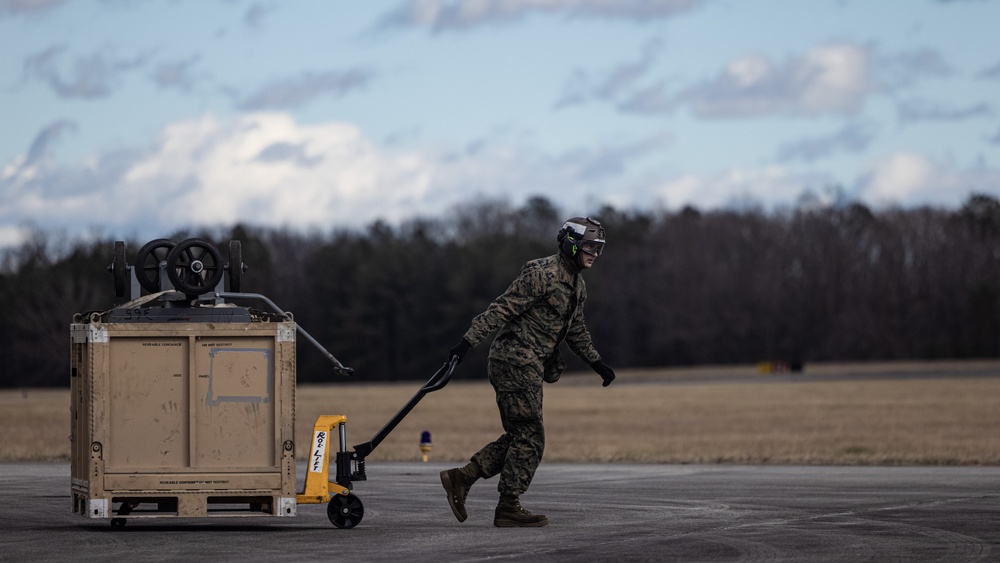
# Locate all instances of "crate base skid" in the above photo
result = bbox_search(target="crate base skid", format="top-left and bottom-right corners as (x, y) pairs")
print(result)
(72, 490), (298, 520)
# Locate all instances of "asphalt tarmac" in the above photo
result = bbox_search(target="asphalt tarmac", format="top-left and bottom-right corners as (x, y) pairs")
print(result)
(1, 462), (997, 561)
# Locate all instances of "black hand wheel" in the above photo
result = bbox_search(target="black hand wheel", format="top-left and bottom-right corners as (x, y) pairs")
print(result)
(327, 493), (364, 528)
(227, 240), (245, 293)
(134, 239), (176, 293)
(109, 241), (127, 297)
(166, 238), (224, 296)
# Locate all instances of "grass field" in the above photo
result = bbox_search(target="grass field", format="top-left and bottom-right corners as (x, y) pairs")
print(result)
(4, 362), (999, 465)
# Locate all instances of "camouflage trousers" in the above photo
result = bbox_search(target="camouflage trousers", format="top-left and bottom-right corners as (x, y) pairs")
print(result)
(470, 358), (545, 497)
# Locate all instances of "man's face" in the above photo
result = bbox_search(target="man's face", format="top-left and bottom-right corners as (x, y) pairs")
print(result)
(577, 240), (604, 269)
(577, 240), (603, 269)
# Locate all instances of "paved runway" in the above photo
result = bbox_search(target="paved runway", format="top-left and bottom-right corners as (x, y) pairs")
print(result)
(2, 462), (997, 561)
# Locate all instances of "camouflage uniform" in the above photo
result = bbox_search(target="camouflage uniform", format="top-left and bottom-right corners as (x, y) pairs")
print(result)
(462, 252), (601, 496)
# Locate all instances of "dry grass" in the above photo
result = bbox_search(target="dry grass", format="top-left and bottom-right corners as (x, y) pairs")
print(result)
(0, 388), (74, 461)
(5, 362), (1000, 465)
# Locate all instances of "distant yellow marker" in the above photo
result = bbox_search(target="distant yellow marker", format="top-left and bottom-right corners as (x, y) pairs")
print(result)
(420, 430), (432, 462)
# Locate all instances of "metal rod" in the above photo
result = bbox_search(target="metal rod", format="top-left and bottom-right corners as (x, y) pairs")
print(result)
(339, 422), (347, 455)
(215, 292), (353, 374)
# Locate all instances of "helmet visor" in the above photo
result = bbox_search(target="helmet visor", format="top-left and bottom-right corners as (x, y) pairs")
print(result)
(579, 240), (604, 256)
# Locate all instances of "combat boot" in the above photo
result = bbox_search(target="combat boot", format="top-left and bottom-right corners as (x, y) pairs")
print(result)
(440, 462), (480, 522)
(493, 494), (548, 527)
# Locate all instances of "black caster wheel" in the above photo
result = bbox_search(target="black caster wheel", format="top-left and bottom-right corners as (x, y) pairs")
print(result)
(166, 238), (224, 296)
(327, 493), (364, 529)
(110, 518), (126, 528)
(134, 239), (176, 293)
(109, 241), (127, 298)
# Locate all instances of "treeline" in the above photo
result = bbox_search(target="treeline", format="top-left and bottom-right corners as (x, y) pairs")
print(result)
(2, 194), (1000, 387)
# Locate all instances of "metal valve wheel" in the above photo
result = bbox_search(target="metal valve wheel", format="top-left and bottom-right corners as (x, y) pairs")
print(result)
(109, 241), (128, 297)
(134, 238), (176, 293)
(166, 238), (224, 296)
(227, 239), (246, 293)
(327, 493), (364, 529)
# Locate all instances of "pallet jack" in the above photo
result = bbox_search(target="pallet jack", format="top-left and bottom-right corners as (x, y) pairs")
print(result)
(292, 357), (457, 528)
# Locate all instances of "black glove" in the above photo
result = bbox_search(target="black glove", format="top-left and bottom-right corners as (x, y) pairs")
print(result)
(590, 360), (616, 387)
(449, 338), (472, 363)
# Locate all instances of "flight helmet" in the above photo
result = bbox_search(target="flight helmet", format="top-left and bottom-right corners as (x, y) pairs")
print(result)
(557, 217), (605, 258)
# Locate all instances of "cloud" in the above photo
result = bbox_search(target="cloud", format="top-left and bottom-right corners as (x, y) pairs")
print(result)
(987, 127), (1000, 145)
(151, 55), (203, 92)
(653, 166), (829, 210)
(0, 0), (67, 17)
(775, 122), (878, 163)
(855, 152), (1000, 207)
(1, 120), (76, 193)
(669, 43), (877, 118)
(6, 112), (997, 250)
(25, 120), (76, 166)
(856, 153), (935, 205)
(236, 68), (374, 110)
(555, 37), (662, 108)
(583, 43), (959, 119)
(878, 47), (953, 89)
(617, 79), (672, 114)
(0, 112), (673, 247)
(375, 0), (705, 32)
(649, 155), (1000, 213)
(614, 43), (879, 118)
(896, 99), (992, 124)
(1, 114), (433, 241)
(243, 2), (277, 28)
(555, 133), (671, 180)
(254, 141), (323, 167)
(22, 45), (150, 99)
(2, 142), (143, 247)
(978, 60), (1000, 80)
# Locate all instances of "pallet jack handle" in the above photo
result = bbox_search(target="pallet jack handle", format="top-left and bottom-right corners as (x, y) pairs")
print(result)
(350, 356), (459, 461)
(216, 292), (354, 376)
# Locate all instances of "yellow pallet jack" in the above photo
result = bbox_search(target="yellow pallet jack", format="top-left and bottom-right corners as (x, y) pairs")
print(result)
(294, 357), (458, 528)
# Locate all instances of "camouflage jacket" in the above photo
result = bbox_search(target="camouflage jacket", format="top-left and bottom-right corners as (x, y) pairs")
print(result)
(463, 253), (601, 381)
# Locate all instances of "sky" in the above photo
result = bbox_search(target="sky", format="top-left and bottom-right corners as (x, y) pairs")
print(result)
(2, 0), (999, 248)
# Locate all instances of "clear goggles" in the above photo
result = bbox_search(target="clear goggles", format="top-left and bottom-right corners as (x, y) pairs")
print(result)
(579, 240), (605, 256)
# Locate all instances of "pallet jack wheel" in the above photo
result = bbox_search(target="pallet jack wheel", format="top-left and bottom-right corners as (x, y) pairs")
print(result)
(110, 518), (126, 528)
(166, 238), (224, 296)
(134, 239), (176, 293)
(110, 241), (127, 297)
(327, 493), (364, 529)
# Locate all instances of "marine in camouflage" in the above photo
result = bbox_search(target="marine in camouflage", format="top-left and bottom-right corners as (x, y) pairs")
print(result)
(462, 251), (602, 496)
